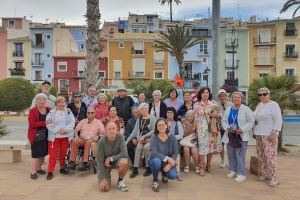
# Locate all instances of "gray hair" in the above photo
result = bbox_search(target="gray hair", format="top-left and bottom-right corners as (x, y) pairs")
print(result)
(258, 87), (270, 94)
(139, 102), (149, 110)
(152, 90), (162, 96)
(231, 91), (245, 101)
(35, 93), (48, 104)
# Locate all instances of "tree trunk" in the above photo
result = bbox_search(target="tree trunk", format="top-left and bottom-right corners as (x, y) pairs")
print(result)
(82, 0), (101, 94)
(176, 53), (184, 79)
(170, 0), (173, 22)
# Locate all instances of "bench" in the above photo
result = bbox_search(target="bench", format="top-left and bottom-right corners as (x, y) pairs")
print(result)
(0, 140), (29, 163)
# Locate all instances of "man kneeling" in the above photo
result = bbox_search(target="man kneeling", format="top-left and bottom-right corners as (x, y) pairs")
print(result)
(97, 122), (129, 192)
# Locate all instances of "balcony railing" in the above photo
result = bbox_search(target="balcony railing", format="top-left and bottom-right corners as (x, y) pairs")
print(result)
(253, 37), (276, 45)
(32, 61), (44, 66)
(131, 48), (146, 57)
(153, 60), (164, 67)
(32, 41), (45, 48)
(225, 59), (239, 68)
(225, 38), (239, 47)
(284, 52), (298, 58)
(284, 29), (297, 36)
(254, 58), (275, 66)
(128, 70), (150, 79)
(224, 78), (238, 86)
(9, 68), (25, 76)
(13, 52), (24, 57)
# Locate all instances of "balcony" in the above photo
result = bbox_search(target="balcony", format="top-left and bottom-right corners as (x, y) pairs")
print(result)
(253, 37), (276, 46)
(224, 79), (238, 86)
(284, 52), (298, 59)
(225, 59), (239, 69)
(254, 58), (275, 66)
(9, 68), (25, 76)
(225, 38), (239, 47)
(32, 61), (44, 66)
(131, 48), (146, 57)
(128, 70), (150, 79)
(13, 52), (24, 57)
(284, 29), (297, 37)
(32, 41), (45, 48)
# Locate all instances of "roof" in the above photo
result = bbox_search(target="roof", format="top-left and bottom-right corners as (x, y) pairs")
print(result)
(109, 33), (160, 41)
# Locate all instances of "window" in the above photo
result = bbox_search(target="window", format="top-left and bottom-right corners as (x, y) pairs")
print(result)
(113, 60), (122, 79)
(47, 53), (51, 58)
(258, 29), (271, 43)
(8, 20), (15, 28)
(46, 34), (51, 40)
(285, 44), (296, 56)
(285, 22), (296, 36)
(133, 42), (144, 54)
(285, 68), (295, 76)
(154, 71), (164, 79)
(58, 79), (69, 94)
(202, 57), (208, 64)
(132, 58), (145, 77)
(47, 74), (51, 79)
(200, 40), (208, 54)
(80, 44), (84, 50)
(183, 63), (193, 79)
(135, 72), (144, 77)
(132, 29), (139, 33)
(34, 33), (43, 46)
(57, 62), (67, 72)
(153, 51), (164, 67)
(35, 70), (43, 80)
(114, 72), (121, 79)
(109, 28), (114, 34)
(98, 71), (105, 79)
(81, 31), (84, 36)
(226, 71), (235, 80)
(15, 62), (23, 69)
(33, 53), (43, 65)
(14, 43), (23, 56)
(225, 52), (238, 67)
(119, 42), (125, 48)
(259, 73), (269, 78)
(258, 47), (270, 65)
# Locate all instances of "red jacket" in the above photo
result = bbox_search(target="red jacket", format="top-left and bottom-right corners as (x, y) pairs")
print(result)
(27, 107), (49, 144)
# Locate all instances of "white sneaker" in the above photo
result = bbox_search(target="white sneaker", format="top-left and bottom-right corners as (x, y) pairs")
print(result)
(117, 180), (128, 192)
(226, 171), (236, 178)
(220, 162), (226, 168)
(183, 166), (189, 173)
(234, 174), (246, 182)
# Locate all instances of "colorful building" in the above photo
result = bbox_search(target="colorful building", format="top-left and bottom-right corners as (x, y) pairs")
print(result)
(0, 27), (7, 80)
(107, 33), (169, 88)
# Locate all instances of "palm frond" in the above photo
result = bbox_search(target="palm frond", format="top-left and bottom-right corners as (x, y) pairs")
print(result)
(293, 5), (300, 16)
(280, 0), (300, 15)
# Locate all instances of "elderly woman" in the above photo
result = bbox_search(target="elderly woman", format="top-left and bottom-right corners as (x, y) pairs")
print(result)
(28, 93), (50, 179)
(253, 87), (282, 187)
(150, 118), (178, 192)
(194, 87), (223, 176)
(164, 89), (183, 111)
(180, 110), (199, 174)
(222, 92), (255, 182)
(103, 105), (124, 134)
(149, 90), (167, 119)
(93, 93), (110, 122)
(46, 95), (75, 180)
(67, 91), (87, 126)
(178, 91), (194, 120)
(126, 103), (157, 178)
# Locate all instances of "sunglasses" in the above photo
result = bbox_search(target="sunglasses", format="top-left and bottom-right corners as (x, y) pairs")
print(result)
(258, 93), (269, 97)
(73, 95), (81, 98)
(87, 112), (95, 114)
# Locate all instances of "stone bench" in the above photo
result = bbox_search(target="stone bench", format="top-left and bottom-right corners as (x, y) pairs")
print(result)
(0, 140), (29, 163)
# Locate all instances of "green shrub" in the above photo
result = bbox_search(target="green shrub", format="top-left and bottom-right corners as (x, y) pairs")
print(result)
(0, 78), (35, 112)
(34, 83), (57, 96)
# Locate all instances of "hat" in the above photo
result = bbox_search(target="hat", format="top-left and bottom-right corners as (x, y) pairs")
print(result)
(117, 87), (127, 92)
(192, 82), (200, 88)
(218, 89), (227, 96)
(42, 80), (51, 86)
(72, 91), (81, 97)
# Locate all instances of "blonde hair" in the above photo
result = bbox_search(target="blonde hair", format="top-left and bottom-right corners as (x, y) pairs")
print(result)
(152, 90), (162, 96)
(258, 87), (270, 94)
(55, 95), (66, 105)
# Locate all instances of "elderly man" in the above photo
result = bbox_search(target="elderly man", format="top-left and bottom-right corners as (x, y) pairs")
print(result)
(97, 122), (129, 192)
(69, 107), (105, 171)
(31, 80), (56, 109)
(111, 87), (134, 126)
(82, 85), (98, 108)
(217, 89), (233, 168)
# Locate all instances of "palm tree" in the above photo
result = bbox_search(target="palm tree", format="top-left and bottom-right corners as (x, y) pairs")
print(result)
(248, 75), (299, 152)
(82, 0), (101, 93)
(280, 0), (300, 17)
(155, 25), (202, 79)
(158, 0), (182, 22)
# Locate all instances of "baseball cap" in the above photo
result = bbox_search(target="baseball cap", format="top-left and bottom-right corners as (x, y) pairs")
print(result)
(42, 80), (51, 86)
(218, 89), (227, 96)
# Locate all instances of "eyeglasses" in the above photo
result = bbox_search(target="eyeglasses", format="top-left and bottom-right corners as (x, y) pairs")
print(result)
(87, 112), (95, 114)
(73, 95), (81, 98)
(258, 93), (269, 97)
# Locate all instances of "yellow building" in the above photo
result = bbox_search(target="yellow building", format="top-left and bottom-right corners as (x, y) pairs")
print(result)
(276, 18), (300, 85)
(248, 22), (277, 83)
(107, 33), (169, 87)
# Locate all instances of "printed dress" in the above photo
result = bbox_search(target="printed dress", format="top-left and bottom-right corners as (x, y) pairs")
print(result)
(194, 101), (223, 155)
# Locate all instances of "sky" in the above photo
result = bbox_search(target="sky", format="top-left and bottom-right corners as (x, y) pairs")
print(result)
(0, 0), (296, 25)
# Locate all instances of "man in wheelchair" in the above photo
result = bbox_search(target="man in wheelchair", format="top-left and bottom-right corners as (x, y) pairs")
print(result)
(69, 107), (106, 171)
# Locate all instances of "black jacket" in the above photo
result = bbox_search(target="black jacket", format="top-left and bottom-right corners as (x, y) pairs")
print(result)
(149, 101), (167, 118)
(112, 96), (134, 124)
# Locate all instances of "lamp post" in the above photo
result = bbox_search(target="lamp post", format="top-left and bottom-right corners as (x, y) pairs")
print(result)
(202, 67), (211, 87)
(231, 26), (237, 86)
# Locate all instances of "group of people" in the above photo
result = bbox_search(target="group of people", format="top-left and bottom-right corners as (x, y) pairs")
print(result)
(27, 80), (283, 193)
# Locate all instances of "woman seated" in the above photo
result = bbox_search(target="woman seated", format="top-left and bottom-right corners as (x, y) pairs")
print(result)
(103, 105), (124, 135)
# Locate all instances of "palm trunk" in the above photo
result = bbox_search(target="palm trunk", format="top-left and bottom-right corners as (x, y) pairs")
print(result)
(176, 53), (184, 79)
(170, 0), (173, 22)
(83, 0), (101, 94)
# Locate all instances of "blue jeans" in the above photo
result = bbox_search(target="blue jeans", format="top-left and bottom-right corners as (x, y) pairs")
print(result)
(226, 141), (248, 176)
(149, 157), (177, 182)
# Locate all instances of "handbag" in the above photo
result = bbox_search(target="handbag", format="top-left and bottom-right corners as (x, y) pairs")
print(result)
(34, 128), (48, 143)
(228, 130), (242, 148)
(179, 134), (197, 148)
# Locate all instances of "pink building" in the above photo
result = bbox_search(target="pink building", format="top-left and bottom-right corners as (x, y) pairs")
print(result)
(0, 27), (7, 79)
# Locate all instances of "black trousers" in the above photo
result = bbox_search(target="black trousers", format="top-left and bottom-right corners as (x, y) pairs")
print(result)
(127, 141), (136, 165)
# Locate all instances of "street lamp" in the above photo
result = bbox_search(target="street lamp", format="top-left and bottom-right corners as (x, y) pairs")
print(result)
(230, 26), (237, 86)
(202, 67), (211, 87)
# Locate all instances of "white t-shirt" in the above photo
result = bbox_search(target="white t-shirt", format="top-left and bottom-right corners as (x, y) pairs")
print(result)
(53, 110), (69, 138)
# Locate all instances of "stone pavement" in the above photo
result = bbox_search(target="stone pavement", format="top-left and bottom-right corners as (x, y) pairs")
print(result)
(0, 147), (299, 200)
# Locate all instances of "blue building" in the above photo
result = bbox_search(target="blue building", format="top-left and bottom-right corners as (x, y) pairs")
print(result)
(168, 24), (212, 89)
(67, 26), (87, 52)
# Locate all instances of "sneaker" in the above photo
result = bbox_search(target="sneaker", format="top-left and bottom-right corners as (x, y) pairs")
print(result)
(162, 175), (168, 183)
(78, 163), (89, 171)
(226, 171), (236, 178)
(143, 167), (152, 177)
(234, 174), (246, 182)
(117, 180), (128, 192)
(257, 175), (268, 181)
(60, 168), (69, 175)
(195, 167), (200, 174)
(30, 173), (38, 179)
(220, 162), (226, 168)
(183, 166), (189, 173)
(37, 169), (46, 175)
(177, 173), (183, 181)
(152, 182), (159, 192)
(46, 173), (53, 180)
(130, 167), (138, 178)
(268, 179), (279, 187)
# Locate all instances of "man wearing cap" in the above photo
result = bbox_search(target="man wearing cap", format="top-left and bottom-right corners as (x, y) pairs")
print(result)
(217, 89), (233, 168)
(191, 82), (200, 102)
(111, 87), (134, 126)
(31, 81), (56, 109)
(82, 85), (98, 108)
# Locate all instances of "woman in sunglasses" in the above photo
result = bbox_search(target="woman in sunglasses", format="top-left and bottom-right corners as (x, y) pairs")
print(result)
(67, 91), (87, 126)
(253, 87), (282, 187)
